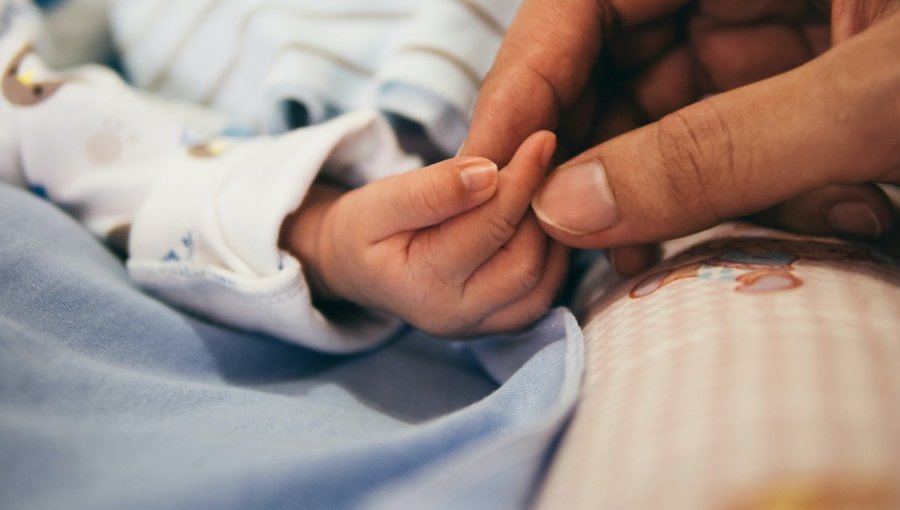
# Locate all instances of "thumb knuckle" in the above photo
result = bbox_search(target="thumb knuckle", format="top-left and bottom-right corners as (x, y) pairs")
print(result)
(486, 212), (519, 244)
(656, 101), (738, 224)
(408, 173), (448, 219)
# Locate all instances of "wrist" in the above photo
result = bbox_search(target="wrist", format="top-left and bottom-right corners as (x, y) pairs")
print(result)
(279, 182), (345, 301)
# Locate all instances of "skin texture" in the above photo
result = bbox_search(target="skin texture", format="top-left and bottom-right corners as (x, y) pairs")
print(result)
(462, 0), (900, 275)
(280, 132), (570, 337)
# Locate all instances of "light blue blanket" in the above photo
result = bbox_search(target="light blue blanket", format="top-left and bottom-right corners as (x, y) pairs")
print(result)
(0, 183), (584, 509)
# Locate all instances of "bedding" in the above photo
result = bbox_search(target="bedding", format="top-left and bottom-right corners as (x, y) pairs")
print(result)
(0, 183), (584, 509)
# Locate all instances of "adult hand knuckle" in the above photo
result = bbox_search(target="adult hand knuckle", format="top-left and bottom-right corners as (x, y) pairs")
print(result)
(656, 101), (737, 222)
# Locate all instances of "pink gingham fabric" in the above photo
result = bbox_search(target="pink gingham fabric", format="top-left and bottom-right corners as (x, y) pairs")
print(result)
(538, 224), (900, 509)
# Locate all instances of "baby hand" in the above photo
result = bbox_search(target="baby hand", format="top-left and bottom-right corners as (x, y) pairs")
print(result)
(281, 132), (568, 337)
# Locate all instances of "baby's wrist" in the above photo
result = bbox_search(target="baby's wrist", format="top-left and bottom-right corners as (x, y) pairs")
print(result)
(279, 182), (345, 301)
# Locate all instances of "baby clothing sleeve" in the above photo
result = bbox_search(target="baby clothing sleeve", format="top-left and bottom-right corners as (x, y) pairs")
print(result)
(127, 113), (418, 353)
(107, 0), (523, 156)
(0, 8), (419, 352)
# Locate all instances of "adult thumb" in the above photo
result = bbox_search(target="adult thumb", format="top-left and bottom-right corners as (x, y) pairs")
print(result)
(531, 11), (900, 249)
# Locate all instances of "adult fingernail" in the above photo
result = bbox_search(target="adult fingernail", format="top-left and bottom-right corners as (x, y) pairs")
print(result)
(827, 202), (883, 237)
(459, 158), (498, 192)
(532, 159), (619, 235)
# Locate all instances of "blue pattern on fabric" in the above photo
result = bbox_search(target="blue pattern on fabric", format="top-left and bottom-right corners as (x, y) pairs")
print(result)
(29, 184), (47, 199)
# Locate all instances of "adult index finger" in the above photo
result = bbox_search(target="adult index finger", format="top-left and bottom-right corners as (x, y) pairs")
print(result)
(461, 0), (690, 165)
(460, 0), (610, 165)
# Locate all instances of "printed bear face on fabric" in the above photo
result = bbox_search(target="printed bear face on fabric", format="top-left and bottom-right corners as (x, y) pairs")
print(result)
(630, 237), (895, 299)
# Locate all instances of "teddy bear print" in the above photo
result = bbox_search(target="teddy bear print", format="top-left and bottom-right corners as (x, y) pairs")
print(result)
(85, 119), (141, 166)
(2, 44), (64, 106)
(630, 238), (885, 298)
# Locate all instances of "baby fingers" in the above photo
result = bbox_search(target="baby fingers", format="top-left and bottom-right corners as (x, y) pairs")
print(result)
(360, 156), (499, 241)
(460, 213), (549, 311)
(410, 214), (563, 338)
(451, 213), (570, 334)
(413, 131), (556, 284)
(474, 240), (570, 335)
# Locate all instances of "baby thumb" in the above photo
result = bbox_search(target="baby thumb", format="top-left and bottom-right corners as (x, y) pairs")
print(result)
(364, 157), (499, 238)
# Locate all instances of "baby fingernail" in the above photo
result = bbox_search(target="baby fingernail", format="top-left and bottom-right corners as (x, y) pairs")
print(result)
(460, 158), (498, 192)
(827, 202), (883, 237)
(540, 132), (557, 168)
(532, 159), (619, 235)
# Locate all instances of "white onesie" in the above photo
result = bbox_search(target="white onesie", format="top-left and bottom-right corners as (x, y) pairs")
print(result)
(0, 0), (424, 352)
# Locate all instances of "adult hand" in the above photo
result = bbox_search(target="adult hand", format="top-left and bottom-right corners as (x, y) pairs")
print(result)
(462, 0), (900, 274)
